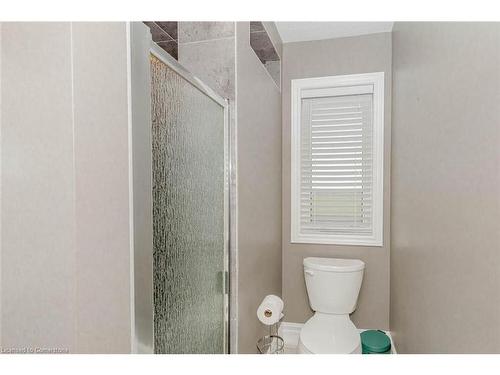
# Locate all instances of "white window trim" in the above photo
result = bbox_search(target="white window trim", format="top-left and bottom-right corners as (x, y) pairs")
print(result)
(290, 72), (384, 247)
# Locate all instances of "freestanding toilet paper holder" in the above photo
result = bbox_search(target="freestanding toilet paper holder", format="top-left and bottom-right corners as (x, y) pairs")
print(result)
(256, 313), (285, 354)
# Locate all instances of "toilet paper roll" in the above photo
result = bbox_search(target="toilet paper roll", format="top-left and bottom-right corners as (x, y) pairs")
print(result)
(257, 295), (284, 325)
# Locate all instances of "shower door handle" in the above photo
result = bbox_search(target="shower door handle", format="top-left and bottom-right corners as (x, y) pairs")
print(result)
(224, 270), (229, 295)
(217, 270), (229, 295)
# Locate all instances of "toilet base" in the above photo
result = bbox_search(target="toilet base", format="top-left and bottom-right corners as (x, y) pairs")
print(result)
(298, 313), (361, 354)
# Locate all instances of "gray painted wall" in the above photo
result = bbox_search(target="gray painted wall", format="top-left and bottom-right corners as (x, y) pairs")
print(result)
(282, 33), (392, 330)
(0, 22), (139, 353)
(391, 22), (500, 353)
(235, 22), (282, 353)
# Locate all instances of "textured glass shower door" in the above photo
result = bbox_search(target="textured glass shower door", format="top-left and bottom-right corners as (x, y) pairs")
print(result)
(150, 50), (229, 354)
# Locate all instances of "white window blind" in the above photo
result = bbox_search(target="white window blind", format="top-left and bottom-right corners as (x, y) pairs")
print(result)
(291, 73), (384, 246)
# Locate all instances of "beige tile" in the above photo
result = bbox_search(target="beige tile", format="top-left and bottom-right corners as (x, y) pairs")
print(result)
(178, 22), (234, 43)
(179, 37), (235, 100)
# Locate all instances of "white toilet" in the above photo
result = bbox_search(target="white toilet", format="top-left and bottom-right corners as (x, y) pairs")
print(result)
(298, 257), (365, 354)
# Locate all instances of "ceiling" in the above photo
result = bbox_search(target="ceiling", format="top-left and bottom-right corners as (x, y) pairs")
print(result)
(275, 22), (394, 43)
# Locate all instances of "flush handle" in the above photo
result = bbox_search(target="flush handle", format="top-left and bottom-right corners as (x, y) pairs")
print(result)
(305, 270), (314, 276)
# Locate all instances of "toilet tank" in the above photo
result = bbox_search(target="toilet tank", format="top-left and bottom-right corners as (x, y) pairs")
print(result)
(303, 257), (365, 314)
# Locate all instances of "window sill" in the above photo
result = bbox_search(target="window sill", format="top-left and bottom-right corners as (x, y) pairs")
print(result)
(291, 234), (383, 247)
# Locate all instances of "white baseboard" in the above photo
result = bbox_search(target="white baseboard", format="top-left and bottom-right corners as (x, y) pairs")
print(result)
(279, 321), (397, 354)
(279, 322), (303, 349)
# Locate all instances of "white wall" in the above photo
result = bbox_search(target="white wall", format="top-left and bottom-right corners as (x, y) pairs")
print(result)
(2, 22), (77, 352)
(0, 22), (150, 353)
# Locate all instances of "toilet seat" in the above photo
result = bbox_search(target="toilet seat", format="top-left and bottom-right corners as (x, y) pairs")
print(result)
(298, 313), (361, 354)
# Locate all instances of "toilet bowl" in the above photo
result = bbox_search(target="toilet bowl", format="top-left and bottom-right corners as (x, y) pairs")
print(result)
(298, 257), (365, 354)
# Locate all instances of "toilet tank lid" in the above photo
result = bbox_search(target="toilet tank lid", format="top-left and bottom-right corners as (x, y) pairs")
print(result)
(303, 257), (365, 272)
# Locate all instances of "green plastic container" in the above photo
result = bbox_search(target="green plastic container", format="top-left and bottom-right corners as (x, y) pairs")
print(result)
(360, 330), (391, 354)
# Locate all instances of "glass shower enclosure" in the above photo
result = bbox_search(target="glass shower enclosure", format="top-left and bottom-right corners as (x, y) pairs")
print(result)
(150, 44), (229, 354)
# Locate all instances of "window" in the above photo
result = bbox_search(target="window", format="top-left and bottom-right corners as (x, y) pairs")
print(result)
(291, 73), (384, 246)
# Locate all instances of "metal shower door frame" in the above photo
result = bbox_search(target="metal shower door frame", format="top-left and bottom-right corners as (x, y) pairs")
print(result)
(150, 43), (231, 354)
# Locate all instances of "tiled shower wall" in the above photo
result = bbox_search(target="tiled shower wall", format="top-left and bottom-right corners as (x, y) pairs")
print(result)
(178, 22), (236, 100)
(249, 21), (281, 88)
(143, 22), (178, 59)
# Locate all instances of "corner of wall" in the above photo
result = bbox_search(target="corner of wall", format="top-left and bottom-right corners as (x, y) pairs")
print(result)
(0, 20), (3, 349)
(129, 21), (154, 354)
(235, 20), (283, 352)
(261, 22), (283, 60)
